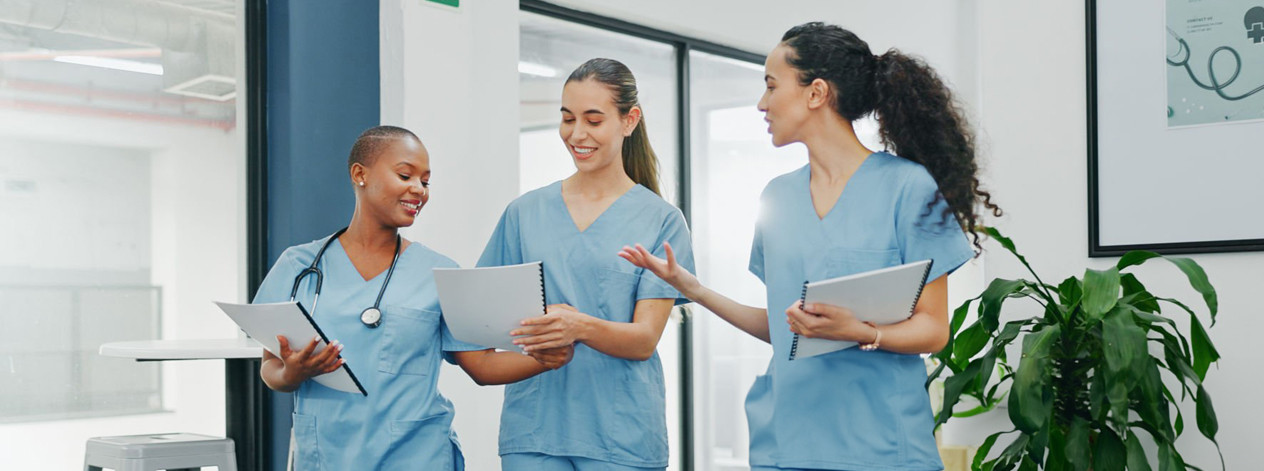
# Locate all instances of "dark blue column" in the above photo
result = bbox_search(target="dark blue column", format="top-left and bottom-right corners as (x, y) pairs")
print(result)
(264, 1), (379, 469)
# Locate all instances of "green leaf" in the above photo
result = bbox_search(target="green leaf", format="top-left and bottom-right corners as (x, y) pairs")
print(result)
(1120, 273), (1160, 312)
(1102, 307), (1145, 378)
(1189, 314), (1220, 380)
(1082, 267), (1121, 323)
(1116, 250), (1161, 270)
(1093, 428), (1126, 471)
(1125, 430), (1153, 471)
(973, 430), (1008, 471)
(953, 323), (989, 365)
(1057, 277), (1083, 307)
(979, 278), (1029, 333)
(1166, 257), (1218, 323)
(1009, 325), (1059, 433)
(1157, 441), (1177, 471)
(1117, 252), (1218, 324)
(1064, 417), (1091, 471)
(1195, 386), (1219, 441)
(984, 227), (1058, 304)
(1134, 356), (1174, 443)
(937, 358), (982, 427)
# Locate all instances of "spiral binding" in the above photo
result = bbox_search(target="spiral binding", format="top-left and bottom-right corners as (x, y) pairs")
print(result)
(788, 280), (810, 360)
(909, 261), (933, 316)
(538, 262), (547, 315)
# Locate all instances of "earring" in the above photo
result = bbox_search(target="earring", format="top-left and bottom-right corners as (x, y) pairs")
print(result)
(358, 181), (365, 187)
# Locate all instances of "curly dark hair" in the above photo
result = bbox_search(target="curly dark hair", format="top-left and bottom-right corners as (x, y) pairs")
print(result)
(781, 22), (1001, 250)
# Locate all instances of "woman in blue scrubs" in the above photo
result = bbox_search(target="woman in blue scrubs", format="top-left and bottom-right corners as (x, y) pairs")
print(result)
(478, 58), (695, 471)
(622, 23), (1002, 471)
(253, 126), (574, 470)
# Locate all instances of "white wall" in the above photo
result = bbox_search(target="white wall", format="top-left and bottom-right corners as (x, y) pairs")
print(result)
(380, 1), (520, 470)
(940, 2), (1264, 470)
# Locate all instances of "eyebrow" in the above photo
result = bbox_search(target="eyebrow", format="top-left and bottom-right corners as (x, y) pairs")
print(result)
(559, 106), (606, 116)
(765, 75), (775, 81)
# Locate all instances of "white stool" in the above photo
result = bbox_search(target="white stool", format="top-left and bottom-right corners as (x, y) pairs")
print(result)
(83, 433), (237, 471)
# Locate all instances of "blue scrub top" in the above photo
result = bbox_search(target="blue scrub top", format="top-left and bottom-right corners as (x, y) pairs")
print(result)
(746, 153), (974, 470)
(254, 236), (484, 471)
(478, 182), (695, 468)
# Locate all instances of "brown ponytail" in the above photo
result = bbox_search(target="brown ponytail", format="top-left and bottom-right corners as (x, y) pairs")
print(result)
(566, 58), (661, 195)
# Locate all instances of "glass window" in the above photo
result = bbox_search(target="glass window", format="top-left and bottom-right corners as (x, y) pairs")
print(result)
(0, 1), (246, 468)
(519, 11), (685, 471)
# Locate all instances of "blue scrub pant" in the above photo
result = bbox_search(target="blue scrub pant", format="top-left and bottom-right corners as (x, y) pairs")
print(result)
(501, 453), (663, 471)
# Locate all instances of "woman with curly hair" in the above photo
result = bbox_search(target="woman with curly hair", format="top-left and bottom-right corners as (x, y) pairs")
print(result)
(620, 22), (1000, 470)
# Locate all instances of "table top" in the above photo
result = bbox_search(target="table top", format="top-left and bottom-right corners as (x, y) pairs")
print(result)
(99, 338), (264, 360)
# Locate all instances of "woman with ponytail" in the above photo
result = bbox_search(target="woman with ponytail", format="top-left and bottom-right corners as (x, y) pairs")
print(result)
(622, 22), (1001, 470)
(477, 58), (694, 471)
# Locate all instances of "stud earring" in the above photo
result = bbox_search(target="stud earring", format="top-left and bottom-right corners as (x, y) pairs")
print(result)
(358, 181), (365, 187)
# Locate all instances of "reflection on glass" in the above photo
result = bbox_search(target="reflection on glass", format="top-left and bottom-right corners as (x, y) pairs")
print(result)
(0, 1), (243, 468)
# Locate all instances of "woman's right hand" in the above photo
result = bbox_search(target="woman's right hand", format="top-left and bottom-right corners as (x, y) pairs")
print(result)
(275, 335), (344, 386)
(618, 241), (699, 298)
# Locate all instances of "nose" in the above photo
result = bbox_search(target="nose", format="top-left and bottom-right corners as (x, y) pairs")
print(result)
(757, 93), (768, 112)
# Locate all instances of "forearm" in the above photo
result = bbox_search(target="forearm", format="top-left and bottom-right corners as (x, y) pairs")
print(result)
(574, 316), (664, 361)
(870, 311), (949, 354)
(454, 349), (550, 386)
(685, 284), (770, 343)
(259, 358), (300, 392)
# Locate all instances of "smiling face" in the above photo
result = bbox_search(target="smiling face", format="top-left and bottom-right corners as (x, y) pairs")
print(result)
(758, 44), (813, 148)
(559, 78), (639, 174)
(351, 136), (430, 229)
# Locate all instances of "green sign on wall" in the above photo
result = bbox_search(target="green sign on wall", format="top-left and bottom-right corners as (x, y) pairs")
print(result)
(426, 0), (459, 8)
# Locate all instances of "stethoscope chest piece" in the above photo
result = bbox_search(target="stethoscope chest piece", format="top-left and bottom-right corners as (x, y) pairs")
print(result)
(361, 307), (382, 328)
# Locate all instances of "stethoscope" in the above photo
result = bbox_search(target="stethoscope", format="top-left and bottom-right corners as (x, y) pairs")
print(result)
(289, 227), (402, 328)
(1166, 27), (1264, 102)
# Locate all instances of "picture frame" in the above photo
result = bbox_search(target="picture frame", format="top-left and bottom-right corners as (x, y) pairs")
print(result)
(1086, 0), (1264, 256)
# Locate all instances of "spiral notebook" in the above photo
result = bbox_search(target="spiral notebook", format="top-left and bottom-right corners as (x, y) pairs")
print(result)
(789, 259), (933, 360)
(214, 301), (367, 395)
(433, 261), (546, 351)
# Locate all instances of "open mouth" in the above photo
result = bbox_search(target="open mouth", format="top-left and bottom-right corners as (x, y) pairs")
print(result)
(401, 201), (420, 213)
(571, 145), (596, 159)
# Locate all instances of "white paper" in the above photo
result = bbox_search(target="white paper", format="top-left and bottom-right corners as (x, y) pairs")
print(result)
(433, 262), (545, 351)
(792, 260), (932, 360)
(214, 301), (366, 395)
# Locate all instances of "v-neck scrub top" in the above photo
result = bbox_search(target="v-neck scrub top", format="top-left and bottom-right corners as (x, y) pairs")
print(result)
(477, 182), (695, 468)
(746, 153), (975, 470)
(253, 237), (485, 471)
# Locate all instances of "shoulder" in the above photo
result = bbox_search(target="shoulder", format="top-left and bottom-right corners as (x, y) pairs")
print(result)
(628, 185), (687, 224)
(759, 164), (809, 201)
(507, 180), (561, 213)
(403, 241), (460, 269)
(873, 152), (937, 193)
(274, 237), (330, 270)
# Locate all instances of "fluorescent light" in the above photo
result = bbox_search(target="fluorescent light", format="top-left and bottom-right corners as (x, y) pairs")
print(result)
(518, 61), (559, 78)
(53, 55), (163, 75)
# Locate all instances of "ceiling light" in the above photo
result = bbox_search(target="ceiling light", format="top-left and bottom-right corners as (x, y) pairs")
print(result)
(518, 61), (559, 78)
(53, 56), (163, 76)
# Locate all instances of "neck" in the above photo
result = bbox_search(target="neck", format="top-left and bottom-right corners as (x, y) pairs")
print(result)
(343, 207), (398, 252)
(567, 160), (636, 199)
(802, 114), (873, 182)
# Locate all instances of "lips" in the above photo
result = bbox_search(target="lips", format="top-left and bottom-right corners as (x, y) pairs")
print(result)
(570, 144), (596, 160)
(400, 200), (420, 215)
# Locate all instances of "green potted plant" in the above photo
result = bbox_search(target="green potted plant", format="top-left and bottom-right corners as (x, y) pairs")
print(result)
(929, 228), (1222, 470)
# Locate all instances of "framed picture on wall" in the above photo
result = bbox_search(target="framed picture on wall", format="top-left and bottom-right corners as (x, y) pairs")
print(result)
(1086, 0), (1264, 256)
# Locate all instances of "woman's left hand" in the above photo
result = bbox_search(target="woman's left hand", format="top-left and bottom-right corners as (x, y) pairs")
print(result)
(528, 345), (575, 370)
(785, 301), (874, 342)
(511, 304), (590, 352)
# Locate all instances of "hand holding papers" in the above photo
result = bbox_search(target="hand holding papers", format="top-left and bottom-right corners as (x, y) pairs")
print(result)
(215, 301), (367, 395)
(789, 260), (933, 360)
(433, 262), (547, 351)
